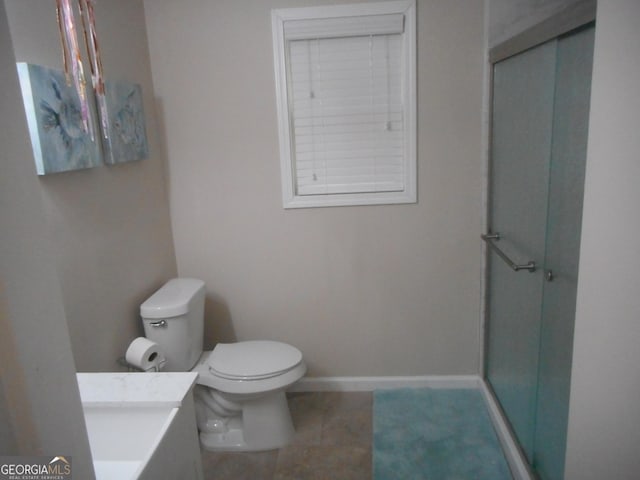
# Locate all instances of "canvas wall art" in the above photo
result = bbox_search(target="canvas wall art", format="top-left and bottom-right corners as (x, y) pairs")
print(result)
(102, 80), (148, 164)
(16, 63), (102, 175)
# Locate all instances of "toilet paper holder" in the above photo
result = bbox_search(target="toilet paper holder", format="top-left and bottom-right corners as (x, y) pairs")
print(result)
(117, 355), (166, 372)
(123, 336), (168, 372)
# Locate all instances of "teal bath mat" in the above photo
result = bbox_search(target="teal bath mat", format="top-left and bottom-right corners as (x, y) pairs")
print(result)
(373, 388), (512, 480)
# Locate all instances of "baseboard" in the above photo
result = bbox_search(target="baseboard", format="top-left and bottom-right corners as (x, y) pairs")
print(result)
(478, 379), (534, 480)
(289, 375), (481, 392)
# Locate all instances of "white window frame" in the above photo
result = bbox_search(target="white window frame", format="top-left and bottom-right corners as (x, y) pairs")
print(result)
(271, 0), (417, 209)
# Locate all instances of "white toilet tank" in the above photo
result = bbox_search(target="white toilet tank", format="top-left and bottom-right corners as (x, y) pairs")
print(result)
(140, 278), (205, 371)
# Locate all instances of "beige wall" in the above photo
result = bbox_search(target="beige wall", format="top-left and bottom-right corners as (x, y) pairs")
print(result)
(4, 0), (177, 371)
(145, 0), (485, 376)
(565, 0), (640, 477)
(0, 1), (94, 474)
(5, 0), (638, 474)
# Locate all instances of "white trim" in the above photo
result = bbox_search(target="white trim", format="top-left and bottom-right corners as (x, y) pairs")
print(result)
(271, 0), (417, 209)
(479, 379), (535, 480)
(289, 375), (481, 392)
(274, 0), (415, 22)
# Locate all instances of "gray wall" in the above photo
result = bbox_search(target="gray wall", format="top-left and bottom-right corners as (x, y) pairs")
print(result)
(487, 0), (586, 47)
(4, 0), (177, 371)
(144, 0), (486, 377)
(0, 381), (16, 453)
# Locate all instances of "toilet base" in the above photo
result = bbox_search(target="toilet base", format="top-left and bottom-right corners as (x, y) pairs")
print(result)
(199, 391), (295, 452)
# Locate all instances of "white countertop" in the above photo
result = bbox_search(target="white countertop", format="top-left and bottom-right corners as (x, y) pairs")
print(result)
(77, 372), (198, 408)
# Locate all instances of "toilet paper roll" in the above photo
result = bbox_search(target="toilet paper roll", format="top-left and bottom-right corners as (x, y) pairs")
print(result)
(125, 337), (165, 371)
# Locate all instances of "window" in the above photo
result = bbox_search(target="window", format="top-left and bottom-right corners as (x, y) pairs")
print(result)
(271, 1), (416, 208)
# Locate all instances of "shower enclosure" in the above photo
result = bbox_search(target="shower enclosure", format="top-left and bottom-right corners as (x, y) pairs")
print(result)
(484, 23), (594, 480)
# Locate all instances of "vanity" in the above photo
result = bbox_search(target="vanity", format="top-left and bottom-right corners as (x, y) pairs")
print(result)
(76, 372), (204, 480)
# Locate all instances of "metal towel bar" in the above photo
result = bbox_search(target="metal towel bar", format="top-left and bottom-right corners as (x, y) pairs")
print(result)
(481, 233), (536, 272)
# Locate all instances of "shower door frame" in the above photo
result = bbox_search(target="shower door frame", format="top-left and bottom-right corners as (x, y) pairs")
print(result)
(479, 2), (596, 479)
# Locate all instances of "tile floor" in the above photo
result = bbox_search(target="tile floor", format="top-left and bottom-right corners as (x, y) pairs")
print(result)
(201, 391), (373, 480)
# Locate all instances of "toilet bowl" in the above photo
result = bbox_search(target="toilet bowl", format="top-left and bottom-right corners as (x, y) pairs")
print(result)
(140, 278), (306, 451)
(192, 341), (306, 451)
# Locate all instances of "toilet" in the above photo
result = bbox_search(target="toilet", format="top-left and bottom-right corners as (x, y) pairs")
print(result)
(139, 278), (306, 452)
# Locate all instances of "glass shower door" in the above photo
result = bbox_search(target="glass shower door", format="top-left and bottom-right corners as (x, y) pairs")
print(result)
(533, 25), (594, 480)
(485, 25), (594, 480)
(486, 39), (557, 461)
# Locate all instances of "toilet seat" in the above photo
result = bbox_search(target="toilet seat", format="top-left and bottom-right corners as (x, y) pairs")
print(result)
(194, 348), (306, 396)
(208, 341), (303, 380)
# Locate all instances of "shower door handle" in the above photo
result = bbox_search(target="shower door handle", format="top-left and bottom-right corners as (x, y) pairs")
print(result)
(482, 233), (536, 273)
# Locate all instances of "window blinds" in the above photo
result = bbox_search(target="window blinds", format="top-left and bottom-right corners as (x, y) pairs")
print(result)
(283, 14), (404, 40)
(285, 14), (407, 196)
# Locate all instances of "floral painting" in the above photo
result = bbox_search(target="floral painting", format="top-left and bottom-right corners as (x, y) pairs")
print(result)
(102, 80), (148, 164)
(16, 63), (102, 175)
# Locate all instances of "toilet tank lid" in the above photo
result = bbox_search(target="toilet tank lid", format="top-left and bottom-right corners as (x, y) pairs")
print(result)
(140, 278), (205, 319)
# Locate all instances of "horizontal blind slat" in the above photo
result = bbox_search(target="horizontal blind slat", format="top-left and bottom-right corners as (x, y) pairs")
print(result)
(298, 182), (405, 195)
(284, 13), (404, 40)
